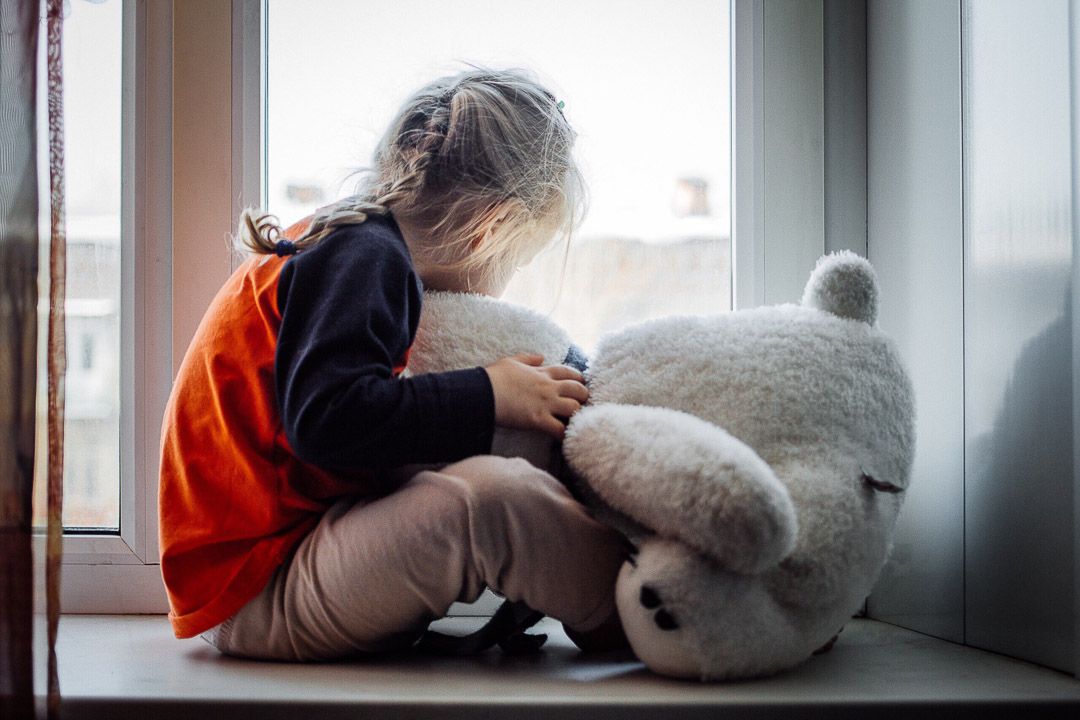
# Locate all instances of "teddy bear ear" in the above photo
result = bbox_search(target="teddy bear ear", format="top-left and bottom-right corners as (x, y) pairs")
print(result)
(800, 250), (879, 325)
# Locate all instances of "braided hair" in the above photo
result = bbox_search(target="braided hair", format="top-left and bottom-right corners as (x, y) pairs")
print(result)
(236, 67), (586, 286)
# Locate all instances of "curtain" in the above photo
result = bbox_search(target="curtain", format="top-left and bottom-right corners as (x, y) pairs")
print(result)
(0, 0), (41, 714)
(0, 0), (65, 718)
(44, 0), (65, 717)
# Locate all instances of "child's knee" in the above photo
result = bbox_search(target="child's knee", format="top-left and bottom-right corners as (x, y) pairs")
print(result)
(442, 455), (545, 484)
(440, 455), (569, 516)
(437, 454), (498, 480)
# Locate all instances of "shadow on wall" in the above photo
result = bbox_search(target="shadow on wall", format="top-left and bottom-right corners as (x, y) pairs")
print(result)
(965, 284), (1074, 673)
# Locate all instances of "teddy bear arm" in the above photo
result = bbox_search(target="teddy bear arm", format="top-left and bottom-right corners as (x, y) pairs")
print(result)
(564, 404), (798, 575)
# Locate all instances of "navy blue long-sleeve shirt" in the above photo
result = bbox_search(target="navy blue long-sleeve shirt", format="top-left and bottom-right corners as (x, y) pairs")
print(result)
(274, 214), (495, 472)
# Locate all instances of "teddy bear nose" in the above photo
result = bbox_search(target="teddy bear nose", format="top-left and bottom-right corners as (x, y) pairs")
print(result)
(654, 610), (680, 631)
(639, 587), (680, 631)
(640, 586), (662, 609)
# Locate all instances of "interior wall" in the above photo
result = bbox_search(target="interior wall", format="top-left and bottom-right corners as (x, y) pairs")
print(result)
(865, 0), (1078, 674)
(1071, 0), (1080, 681)
(960, 0), (1075, 674)
(865, 0), (966, 643)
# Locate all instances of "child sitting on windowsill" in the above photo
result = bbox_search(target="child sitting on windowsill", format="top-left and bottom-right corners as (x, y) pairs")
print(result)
(158, 68), (626, 660)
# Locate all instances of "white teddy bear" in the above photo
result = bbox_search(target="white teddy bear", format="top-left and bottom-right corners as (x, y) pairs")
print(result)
(406, 251), (916, 680)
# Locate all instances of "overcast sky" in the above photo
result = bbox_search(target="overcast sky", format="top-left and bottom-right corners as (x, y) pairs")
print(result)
(267, 0), (732, 242)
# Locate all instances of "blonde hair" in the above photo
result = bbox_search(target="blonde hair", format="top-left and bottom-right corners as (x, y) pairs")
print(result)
(236, 67), (586, 285)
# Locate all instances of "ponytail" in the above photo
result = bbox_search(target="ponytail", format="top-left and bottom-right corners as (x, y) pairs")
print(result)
(233, 198), (390, 258)
(233, 209), (285, 255)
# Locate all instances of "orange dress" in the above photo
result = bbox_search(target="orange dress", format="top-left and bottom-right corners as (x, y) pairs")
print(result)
(159, 216), (494, 638)
(160, 221), (365, 638)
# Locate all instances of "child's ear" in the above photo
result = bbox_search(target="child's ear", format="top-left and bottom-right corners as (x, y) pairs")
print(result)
(471, 230), (490, 250)
(471, 209), (508, 250)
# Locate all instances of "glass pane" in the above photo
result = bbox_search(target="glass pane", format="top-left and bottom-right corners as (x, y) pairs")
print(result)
(33, 0), (123, 531)
(267, 0), (731, 352)
(961, 0), (1074, 671)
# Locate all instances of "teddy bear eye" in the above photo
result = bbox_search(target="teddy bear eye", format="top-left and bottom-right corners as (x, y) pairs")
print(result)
(640, 586), (662, 609)
(861, 472), (903, 494)
(654, 609), (680, 631)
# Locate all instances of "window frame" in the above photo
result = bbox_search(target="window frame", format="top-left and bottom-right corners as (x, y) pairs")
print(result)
(32, 0), (167, 613)
(732, 0), (830, 310)
(54, 0), (829, 614)
(47, 0), (263, 614)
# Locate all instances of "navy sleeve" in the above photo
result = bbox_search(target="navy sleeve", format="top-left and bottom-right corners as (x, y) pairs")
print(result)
(275, 220), (495, 472)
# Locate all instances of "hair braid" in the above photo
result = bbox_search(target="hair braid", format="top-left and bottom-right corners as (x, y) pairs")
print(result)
(233, 68), (586, 276)
(370, 97), (451, 210)
(231, 95), (451, 257)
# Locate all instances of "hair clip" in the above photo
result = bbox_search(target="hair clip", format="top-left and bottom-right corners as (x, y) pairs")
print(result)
(274, 239), (298, 257)
(556, 100), (567, 122)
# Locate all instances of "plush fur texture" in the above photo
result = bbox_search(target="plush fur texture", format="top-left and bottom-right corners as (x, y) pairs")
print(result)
(404, 291), (575, 471)
(564, 404), (797, 575)
(801, 250), (879, 325)
(408, 252), (915, 681)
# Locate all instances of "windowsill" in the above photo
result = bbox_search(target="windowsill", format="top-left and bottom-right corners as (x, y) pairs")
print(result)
(39, 615), (1080, 719)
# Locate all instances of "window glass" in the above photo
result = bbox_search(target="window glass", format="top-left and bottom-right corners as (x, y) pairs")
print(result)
(33, 0), (122, 531)
(267, 0), (731, 351)
(961, 0), (1074, 668)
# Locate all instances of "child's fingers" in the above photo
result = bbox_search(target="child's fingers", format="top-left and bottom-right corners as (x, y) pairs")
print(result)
(543, 364), (584, 383)
(539, 415), (567, 440)
(552, 397), (583, 419)
(512, 353), (545, 366)
(556, 379), (589, 403)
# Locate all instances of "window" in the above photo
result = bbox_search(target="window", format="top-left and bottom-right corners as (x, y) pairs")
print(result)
(960, 0), (1074, 670)
(33, 0), (122, 532)
(55, 0), (825, 613)
(266, 0), (733, 351)
(41, 0), (175, 614)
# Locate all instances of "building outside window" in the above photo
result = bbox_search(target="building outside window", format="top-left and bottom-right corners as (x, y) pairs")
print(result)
(33, 0), (122, 532)
(266, 0), (732, 352)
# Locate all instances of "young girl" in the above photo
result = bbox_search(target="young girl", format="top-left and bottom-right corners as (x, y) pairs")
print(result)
(158, 68), (626, 661)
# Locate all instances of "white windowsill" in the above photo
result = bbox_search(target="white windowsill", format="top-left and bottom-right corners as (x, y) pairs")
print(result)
(37, 615), (1080, 719)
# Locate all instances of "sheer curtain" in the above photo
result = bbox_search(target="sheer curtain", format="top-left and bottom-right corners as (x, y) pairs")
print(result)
(0, 0), (65, 718)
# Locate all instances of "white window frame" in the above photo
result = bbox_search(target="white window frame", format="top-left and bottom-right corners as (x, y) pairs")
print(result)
(732, 0), (829, 309)
(48, 0), (263, 614)
(54, 0), (828, 614)
(33, 0), (169, 613)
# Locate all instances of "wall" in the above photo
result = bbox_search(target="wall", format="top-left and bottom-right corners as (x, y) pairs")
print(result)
(865, 0), (1077, 674)
(960, 0), (1075, 673)
(865, 0), (966, 642)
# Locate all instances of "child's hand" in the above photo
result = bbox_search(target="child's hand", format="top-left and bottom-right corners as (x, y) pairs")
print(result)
(484, 353), (589, 439)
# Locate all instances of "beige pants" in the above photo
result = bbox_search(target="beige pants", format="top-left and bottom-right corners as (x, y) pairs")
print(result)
(205, 456), (625, 661)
